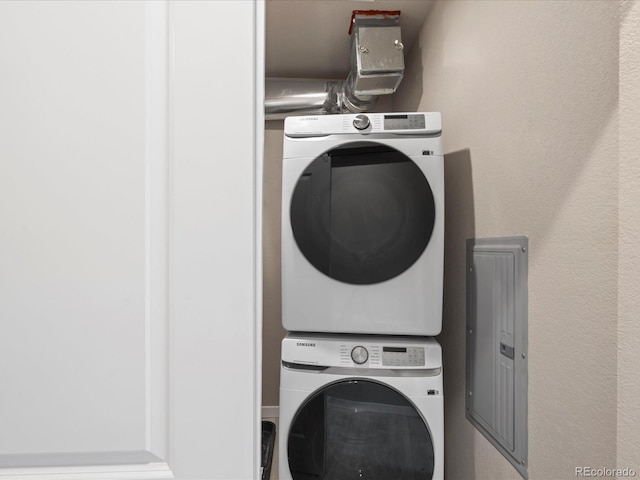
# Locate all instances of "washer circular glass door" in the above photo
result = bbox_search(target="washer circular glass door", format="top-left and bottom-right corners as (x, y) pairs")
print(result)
(287, 379), (435, 479)
(290, 143), (436, 285)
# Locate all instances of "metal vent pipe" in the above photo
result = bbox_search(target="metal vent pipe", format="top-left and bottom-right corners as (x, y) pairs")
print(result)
(264, 76), (378, 120)
(265, 10), (404, 120)
(264, 78), (345, 120)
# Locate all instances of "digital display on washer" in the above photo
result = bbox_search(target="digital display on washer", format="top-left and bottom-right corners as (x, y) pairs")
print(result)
(384, 113), (425, 130)
(382, 346), (425, 367)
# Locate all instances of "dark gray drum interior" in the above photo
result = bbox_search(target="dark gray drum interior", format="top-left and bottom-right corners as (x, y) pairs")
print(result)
(290, 143), (436, 285)
(288, 380), (435, 480)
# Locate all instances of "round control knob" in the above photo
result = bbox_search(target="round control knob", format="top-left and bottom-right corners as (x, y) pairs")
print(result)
(351, 346), (369, 365)
(353, 114), (371, 130)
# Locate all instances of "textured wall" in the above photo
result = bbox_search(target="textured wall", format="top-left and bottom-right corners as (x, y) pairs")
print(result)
(618, 0), (640, 470)
(393, 1), (619, 479)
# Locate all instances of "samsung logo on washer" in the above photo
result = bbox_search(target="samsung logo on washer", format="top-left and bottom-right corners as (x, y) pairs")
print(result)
(296, 342), (316, 347)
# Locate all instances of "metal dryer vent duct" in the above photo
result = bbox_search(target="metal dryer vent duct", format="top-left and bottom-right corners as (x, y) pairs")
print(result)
(265, 10), (405, 120)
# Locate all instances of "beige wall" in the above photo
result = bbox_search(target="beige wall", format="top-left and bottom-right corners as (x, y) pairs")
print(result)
(262, 122), (287, 407)
(393, 1), (619, 479)
(618, 0), (640, 470)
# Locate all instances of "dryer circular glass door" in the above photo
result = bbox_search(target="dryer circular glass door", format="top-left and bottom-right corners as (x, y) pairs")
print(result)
(290, 143), (436, 285)
(287, 379), (435, 479)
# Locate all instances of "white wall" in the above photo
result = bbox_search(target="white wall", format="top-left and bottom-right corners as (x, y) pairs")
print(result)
(618, 0), (640, 470)
(394, 1), (619, 478)
(0, 1), (263, 478)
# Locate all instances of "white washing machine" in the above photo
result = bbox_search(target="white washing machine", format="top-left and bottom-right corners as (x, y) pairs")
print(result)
(279, 333), (444, 480)
(281, 112), (444, 336)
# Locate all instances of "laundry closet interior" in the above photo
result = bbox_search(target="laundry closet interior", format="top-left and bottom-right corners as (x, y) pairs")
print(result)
(262, 1), (623, 480)
(0, 1), (632, 479)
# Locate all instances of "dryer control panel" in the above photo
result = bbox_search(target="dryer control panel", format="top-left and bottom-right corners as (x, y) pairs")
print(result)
(284, 112), (441, 137)
(383, 114), (426, 131)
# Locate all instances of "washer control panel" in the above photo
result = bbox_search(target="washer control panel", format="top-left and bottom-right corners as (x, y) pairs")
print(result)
(282, 334), (441, 370)
(381, 346), (425, 367)
(338, 342), (426, 367)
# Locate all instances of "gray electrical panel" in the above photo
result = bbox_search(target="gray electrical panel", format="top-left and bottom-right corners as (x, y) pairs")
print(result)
(466, 236), (528, 479)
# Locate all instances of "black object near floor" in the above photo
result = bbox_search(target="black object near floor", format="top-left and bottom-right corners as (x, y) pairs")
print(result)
(262, 421), (276, 480)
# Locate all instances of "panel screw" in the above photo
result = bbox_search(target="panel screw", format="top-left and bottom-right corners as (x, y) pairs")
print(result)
(359, 45), (369, 54)
(522, 353), (526, 359)
(468, 329), (473, 334)
(394, 39), (404, 50)
(522, 247), (527, 253)
(521, 460), (526, 466)
(468, 391), (473, 396)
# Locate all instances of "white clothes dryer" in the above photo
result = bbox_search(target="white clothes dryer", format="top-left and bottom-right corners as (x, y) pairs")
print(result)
(281, 112), (444, 336)
(279, 333), (444, 480)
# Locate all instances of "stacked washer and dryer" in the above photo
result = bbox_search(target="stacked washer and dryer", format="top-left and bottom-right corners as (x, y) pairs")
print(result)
(279, 112), (445, 480)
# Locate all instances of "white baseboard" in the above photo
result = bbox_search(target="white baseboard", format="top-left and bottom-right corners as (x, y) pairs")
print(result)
(261, 406), (279, 419)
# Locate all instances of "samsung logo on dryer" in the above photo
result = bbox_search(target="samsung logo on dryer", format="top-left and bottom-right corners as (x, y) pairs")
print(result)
(296, 342), (316, 347)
